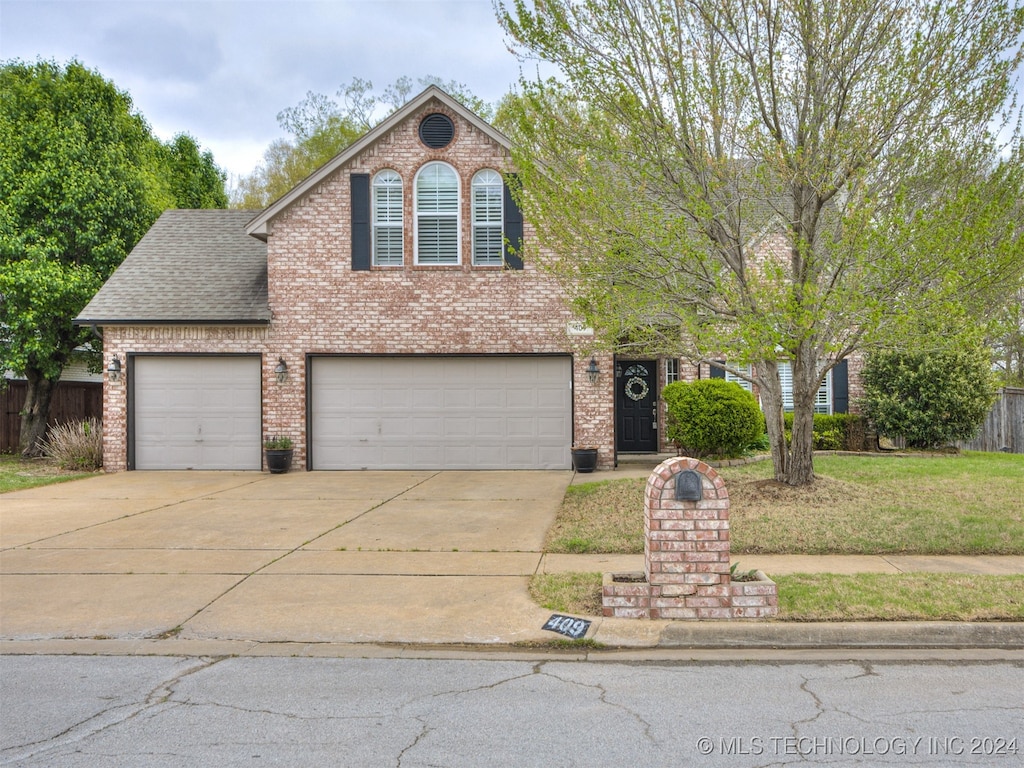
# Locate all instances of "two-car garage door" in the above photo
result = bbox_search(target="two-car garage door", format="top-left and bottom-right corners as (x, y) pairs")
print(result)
(130, 355), (571, 470)
(309, 356), (571, 470)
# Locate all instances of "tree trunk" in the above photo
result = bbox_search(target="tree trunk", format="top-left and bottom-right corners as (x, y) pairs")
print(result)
(786, 350), (819, 486)
(758, 361), (789, 482)
(758, 356), (817, 486)
(19, 368), (57, 457)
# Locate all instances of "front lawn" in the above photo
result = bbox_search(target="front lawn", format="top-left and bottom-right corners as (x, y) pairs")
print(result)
(548, 452), (1024, 555)
(0, 454), (93, 493)
(536, 452), (1024, 621)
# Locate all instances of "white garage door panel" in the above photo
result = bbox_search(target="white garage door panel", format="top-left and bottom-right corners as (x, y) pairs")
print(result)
(134, 356), (261, 470)
(311, 357), (571, 470)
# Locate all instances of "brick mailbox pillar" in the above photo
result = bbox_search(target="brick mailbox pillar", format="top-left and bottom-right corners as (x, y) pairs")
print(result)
(602, 457), (778, 620)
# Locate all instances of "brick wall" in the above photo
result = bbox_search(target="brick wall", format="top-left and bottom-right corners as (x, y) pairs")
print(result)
(100, 326), (272, 471)
(98, 98), (614, 471)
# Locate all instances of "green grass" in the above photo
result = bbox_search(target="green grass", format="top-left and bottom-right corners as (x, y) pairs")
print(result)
(547, 452), (1024, 555)
(774, 573), (1024, 621)
(529, 572), (1024, 621)
(0, 454), (93, 493)
(530, 572), (605, 615)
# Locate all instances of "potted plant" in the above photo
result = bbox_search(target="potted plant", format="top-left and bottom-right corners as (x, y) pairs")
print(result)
(570, 445), (599, 473)
(264, 435), (294, 474)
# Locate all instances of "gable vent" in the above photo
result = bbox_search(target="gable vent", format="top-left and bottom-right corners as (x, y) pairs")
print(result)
(419, 113), (455, 149)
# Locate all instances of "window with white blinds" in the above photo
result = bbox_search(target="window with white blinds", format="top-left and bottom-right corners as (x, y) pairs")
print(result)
(416, 162), (459, 264)
(472, 169), (503, 265)
(372, 170), (403, 266)
(725, 364), (753, 392)
(777, 362), (832, 414)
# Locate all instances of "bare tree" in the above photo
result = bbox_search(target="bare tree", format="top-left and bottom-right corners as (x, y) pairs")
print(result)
(497, 0), (1024, 484)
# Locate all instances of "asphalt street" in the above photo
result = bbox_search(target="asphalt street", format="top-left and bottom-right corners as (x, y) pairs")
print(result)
(2, 654), (1022, 767)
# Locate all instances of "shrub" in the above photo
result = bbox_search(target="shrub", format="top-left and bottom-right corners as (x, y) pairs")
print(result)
(783, 412), (869, 451)
(663, 379), (764, 458)
(860, 343), (998, 449)
(42, 418), (103, 471)
(264, 435), (294, 450)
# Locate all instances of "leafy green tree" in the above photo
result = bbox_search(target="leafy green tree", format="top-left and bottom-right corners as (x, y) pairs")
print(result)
(497, 0), (1024, 485)
(231, 76), (494, 208)
(160, 133), (228, 209)
(861, 337), (999, 449)
(0, 59), (226, 455)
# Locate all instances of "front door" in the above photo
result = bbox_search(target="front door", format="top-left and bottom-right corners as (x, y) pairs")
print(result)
(616, 360), (658, 452)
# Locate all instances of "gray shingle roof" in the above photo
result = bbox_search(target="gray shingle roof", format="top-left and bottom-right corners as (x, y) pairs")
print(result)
(76, 209), (270, 325)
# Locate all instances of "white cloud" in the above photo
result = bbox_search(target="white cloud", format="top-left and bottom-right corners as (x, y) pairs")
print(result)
(1, 0), (525, 179)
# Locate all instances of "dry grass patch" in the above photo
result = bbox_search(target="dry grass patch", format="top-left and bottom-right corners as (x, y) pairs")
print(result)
(545, 479), (645, 553)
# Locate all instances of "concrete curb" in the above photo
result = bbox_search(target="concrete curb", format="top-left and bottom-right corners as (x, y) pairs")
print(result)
(3, 623), (1024, 660)
(651, 621), (1024, 649)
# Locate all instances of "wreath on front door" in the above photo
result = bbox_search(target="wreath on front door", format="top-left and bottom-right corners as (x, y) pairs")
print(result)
(624, 376), (649, 401)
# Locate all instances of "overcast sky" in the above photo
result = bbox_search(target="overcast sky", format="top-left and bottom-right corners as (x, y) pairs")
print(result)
(0, 0), (528, 183)
(2, 0), (1021, 188)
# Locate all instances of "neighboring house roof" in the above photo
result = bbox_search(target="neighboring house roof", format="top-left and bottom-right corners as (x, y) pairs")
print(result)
(245, 85), (511, 239)
(75, 209), (269, 326)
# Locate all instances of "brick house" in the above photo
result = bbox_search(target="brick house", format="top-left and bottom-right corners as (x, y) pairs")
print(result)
(76, 87), (853, 472)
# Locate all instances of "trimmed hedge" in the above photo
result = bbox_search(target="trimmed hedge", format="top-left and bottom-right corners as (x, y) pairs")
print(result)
(663, 379), (765, 458)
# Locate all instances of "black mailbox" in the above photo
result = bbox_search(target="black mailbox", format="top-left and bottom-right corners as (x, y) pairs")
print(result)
(675, 470), (703, 501)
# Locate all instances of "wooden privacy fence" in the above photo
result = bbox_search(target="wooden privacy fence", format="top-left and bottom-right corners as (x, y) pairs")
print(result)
(958, 387), (1024, 454)
(0, 380), (103, 453)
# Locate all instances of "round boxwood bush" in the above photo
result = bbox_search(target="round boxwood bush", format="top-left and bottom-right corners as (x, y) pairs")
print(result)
(663, 379), (764, 458)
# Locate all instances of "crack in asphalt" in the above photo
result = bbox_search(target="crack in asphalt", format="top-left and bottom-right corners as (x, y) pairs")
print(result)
(386, 660), (659, 765)
(0, 657), (224, 766)
(396, 717), (433, 768)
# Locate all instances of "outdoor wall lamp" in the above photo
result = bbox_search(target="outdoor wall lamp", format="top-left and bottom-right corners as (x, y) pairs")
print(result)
(587, 356), (600, 385)
(107, 355), (122, 382)
(274, 357), (289, 384)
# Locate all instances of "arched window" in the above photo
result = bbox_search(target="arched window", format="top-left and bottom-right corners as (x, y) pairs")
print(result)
(415, 162), (459, 265)
(472, 169), (504, 266)
(372, 170), (403, 266)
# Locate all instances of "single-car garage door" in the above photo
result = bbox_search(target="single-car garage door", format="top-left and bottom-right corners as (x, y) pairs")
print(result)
(132, 356), (262, 470)
(310, 356), (571, 470)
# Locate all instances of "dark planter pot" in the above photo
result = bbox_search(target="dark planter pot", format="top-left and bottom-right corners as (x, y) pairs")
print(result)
(265, 449), (294, 474)
(571, 448), (598, 473)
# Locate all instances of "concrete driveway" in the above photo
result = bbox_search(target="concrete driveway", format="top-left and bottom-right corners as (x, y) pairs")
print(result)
(0, 470), (575, 645)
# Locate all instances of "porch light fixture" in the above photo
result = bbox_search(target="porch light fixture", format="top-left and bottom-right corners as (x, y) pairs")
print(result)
(586, 356), (600, 385)
(107, 355), (122, 382)
(274, 357), (289, 384)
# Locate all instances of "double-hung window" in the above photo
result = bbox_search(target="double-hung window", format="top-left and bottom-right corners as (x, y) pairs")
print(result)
(725, 364), (754, 392)
(777, 362), (832, 414)
(472, 169), (503, 265)
(372, 170), (403, 266)
(415, 161), (459, 264)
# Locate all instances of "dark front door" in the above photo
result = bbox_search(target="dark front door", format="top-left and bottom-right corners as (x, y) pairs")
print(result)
(616, 360), (658, 452)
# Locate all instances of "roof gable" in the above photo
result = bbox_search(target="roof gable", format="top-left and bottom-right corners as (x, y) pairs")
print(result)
(245, 86), (510, 238)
